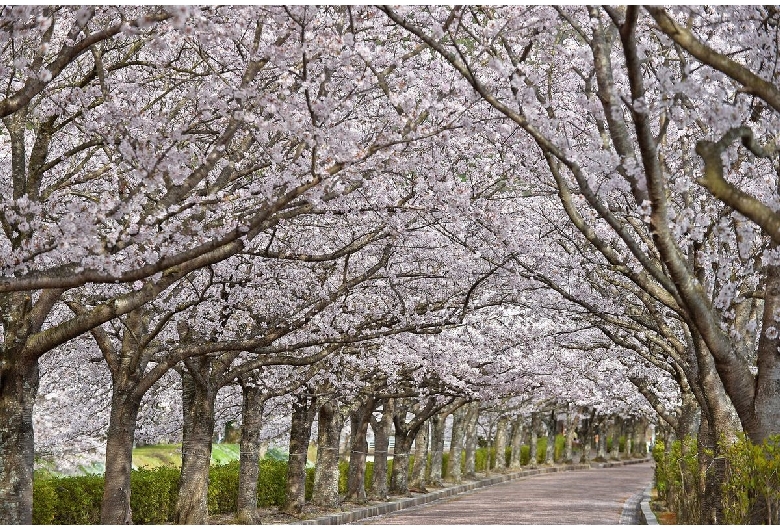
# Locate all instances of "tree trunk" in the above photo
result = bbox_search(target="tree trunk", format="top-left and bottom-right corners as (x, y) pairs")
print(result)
(494, 416), (508, 470)
(389, 431), (413, 495)
(754, 259), (780, 442)
(446, 407), (466, 481)
(428, 412), (447, 485)
(610, 416), (620, 460)
(596, 416), (608, 460)
(236, 385), (266, 524)
(579, 408), (594, 464)
(564, 410), (576, 463)
(410, 421), (429, 491)
(100, 385), (142, 524)
(174, 362), (218, 525)
(369, 399), (393, 500)
(284, 393), (317, 514)
(509, 414), (523, 468)
(0, 353), (39, 524)
(545, 411), (555, 465)
(345, 397), (373, 503)
(312, 400), (342, 508)
(463, 403), (479, 478)
(530, 412), (540, 466)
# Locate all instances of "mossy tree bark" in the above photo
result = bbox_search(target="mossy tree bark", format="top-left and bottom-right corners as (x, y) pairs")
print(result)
(236, 383), (267, 524)
(463, 402), (479, 478)
(428, 412), (447, 485)
(369, 398), (393, 500)
(345, 395), (374, 503)
(494, 416), (508, 470)
(175, 357), (218, 525)
(284, 392), (317, 514)
(312, 399), (343, 508)
(446, 407), (466, 481)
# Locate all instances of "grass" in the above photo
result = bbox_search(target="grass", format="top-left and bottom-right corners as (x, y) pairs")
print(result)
(132, 443), (240, 470)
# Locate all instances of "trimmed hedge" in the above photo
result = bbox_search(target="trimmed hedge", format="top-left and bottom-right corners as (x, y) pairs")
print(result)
(33, 458), (303, 524)
(34, 441), (568, 524)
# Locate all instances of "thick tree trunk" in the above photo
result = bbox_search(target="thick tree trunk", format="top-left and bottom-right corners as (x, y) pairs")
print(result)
(755, 260), (780, 442)
(428, 412), (447, 485)
(345, 397), (373, 503)
(544, 411), (555, 465)
(369, 399), (393, 500)
(101, 385), (142, 524)
(446, 407), (466, 481)
(389, 432), (413, 495)
(494, 417), (509, 470)
(596, 416), (608, 460)
(0, 353), (39, 524)
(236, 385), (266, 524)
(530, 412), (540, 466)
(174, 363), (218, 525)
(410, 421), (429, 490)
(579, 408), (595, 464)
(609, 416), (620, 460)
(284, 393), (317, 514)
(463, 402), (479, 478)
(509, 415), (523, 468)
(564, 411), (576, 463)
(312, 400), (342, 508)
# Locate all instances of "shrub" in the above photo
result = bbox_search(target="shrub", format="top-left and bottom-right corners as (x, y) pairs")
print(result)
(130, 466), (179, 524)
(256, 458), (288, 507)
(50, 474), (103, 524)
(208, 461), (239, 514)
(721, 434), (780, 524)
(31, 476), (58, 525)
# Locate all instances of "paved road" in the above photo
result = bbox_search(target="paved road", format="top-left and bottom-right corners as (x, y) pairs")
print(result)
(363, 462), (654, 525)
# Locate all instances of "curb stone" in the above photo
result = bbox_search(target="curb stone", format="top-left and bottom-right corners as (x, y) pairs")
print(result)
(637, 484), (658, 525)
(298, 457), (652, 525)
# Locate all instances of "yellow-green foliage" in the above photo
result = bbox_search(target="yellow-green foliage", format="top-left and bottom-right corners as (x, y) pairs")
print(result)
(721, 434), (780, 525)
(33, 457), (298, 524)
(650, 437), (701, 523)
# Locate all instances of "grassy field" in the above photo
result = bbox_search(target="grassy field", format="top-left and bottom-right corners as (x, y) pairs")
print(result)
(132, 443), (240, 470)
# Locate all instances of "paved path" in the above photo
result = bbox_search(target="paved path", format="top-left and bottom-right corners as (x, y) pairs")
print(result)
(363, 462), (654, 525)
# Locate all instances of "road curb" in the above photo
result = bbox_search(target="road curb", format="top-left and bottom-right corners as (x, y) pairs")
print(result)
(298, 457), (652, 525)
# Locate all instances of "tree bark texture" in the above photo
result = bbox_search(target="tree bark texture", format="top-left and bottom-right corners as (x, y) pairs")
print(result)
(236, 385), (266, 524)
(100, 385), (142, 524)
(369, 399), (393, 500)
(312, 400), (342, 508)
(530, 411), (540, 466)
(494, 417), (508, 470)
(509, 414), (524, 468)
(175, 361), (218, 525)
(389, 431), (413, 495)
(284, 393), (317, 514)
(564, 410), (576, 463)
(410, 421), (429, 490)
(753, 258), (780, 442)
(428, 412), (447, 485)
(609, 416), (620, 460)
(596, 416), (608, 460)
(446, 407), (466, 481)
(463, 403), (479, 478)
(345, 397), (373, 503)
(0, 348), (39, 525)
(545, 411), (556, 465)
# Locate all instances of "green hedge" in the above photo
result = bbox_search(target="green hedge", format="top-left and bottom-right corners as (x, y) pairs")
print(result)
(33, 458), (303, 524)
